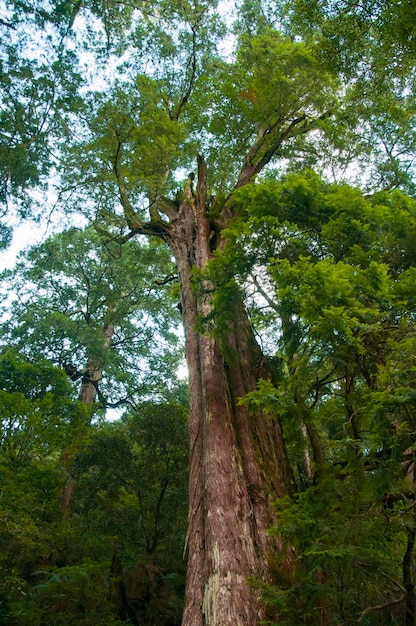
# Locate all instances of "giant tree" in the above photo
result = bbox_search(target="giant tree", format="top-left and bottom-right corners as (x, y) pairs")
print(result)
(57, 6), (340, 623)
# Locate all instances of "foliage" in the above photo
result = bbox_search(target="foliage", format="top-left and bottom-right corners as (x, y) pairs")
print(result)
(0, 226), (182, 410)
(208, 171), (416, 624)
(0, 0), (83, 236)
(0, 347), (188, 624)
(67, 401), (189, 625)
(274, 0), (416, 193)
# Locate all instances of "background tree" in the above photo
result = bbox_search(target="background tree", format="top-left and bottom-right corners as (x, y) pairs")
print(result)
(0, 226), (182, 413)
(0, 147), (188, 619)
(72, 401), (189, 625)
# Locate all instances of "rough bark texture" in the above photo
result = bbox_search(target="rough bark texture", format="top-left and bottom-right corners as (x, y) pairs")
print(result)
(165, 162), (294, 626)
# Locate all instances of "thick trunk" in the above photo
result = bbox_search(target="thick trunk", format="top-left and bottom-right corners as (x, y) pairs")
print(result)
(78, 360), (103, 405)
(168, 172), (294, 625)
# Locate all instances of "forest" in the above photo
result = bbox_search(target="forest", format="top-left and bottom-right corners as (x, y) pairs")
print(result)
(1, 0), (416, 624)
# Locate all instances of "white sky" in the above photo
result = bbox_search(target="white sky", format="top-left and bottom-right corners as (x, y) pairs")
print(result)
(0, 222), (46, 270)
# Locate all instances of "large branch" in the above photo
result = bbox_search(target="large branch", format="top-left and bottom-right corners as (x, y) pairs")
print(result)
(236, 110), (332, 189)
(196, 154), (208, 209)
(113, 139), (146, 230)
(94, 218), (171, 245)
(170, 23), (198, 121)
(356, 593), (406, 623)
(111, 140), (172, 240)
(156, 195), (179, 220)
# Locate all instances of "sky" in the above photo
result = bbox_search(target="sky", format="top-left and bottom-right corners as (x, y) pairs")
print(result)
(0, 221), (49, 270)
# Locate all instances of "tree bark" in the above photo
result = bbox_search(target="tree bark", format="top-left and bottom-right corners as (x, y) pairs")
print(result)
(166, 163), (294, 625)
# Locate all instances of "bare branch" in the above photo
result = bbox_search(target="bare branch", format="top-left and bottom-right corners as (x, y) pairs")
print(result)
(0, 18), (16, 30)
(171, 23), (198, 121)
(356, 593), (406, 622)
(154, 273), (178, 286)
(250, 274), (279, 312)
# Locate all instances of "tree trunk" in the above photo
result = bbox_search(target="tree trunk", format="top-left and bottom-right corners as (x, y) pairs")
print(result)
(403, 523), (415, 626)
(61, 321), (115, 514)
(167, 165), (294, 625)
(79, 321), (114, 405)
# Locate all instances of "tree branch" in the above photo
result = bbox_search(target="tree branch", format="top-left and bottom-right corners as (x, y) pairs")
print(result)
(0, 18), (16, 30)
(250, 274), (279, 312)
(154, 273), (178, 286)
(356, 593), (406, 622)
(236, 110), (332, 188)
(156, 196), (179, 219)
(113, 140), (144, 231)
(170, 23), (198, 121)
(109, 141), (172, 240)
(93, 222), (137, 245)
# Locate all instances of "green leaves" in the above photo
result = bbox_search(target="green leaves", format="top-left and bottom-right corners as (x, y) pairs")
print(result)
(0, 226), (182, 410)
(237, 30), (335, 124)
(81, 78), (182, 197)
(208, 171), (416, 622)
(275, 0), (416, 193)
(0, 20), (82, 216)
(0, 350), (188, 624)
(270, 257), (390, 357)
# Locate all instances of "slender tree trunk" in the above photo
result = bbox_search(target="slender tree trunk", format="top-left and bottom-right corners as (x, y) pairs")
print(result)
(167, 164), (294, 625)
(403, 524), (415, 626)
(61, 321), (115, 514)
(79, 321), (114, 405)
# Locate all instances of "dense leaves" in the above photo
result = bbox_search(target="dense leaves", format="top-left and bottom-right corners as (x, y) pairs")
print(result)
(207, 171), (416, 624)
(0, 226), (183, 411)
(0, 352), (188, 625)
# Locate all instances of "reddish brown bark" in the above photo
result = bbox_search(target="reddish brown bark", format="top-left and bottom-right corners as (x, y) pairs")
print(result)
(165, 162), (294, 626)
